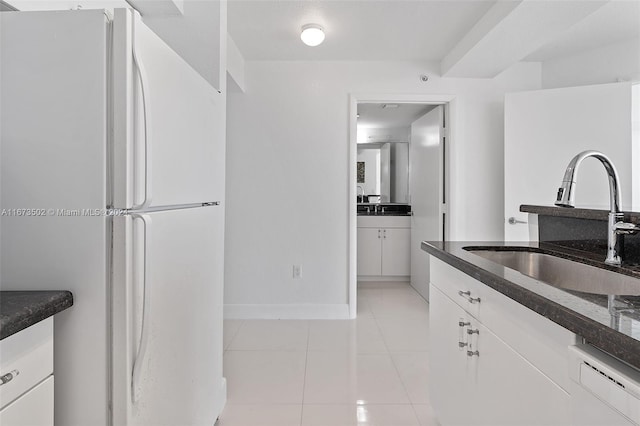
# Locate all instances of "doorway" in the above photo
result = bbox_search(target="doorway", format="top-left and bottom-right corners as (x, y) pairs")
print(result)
(348, 94), (455, 318)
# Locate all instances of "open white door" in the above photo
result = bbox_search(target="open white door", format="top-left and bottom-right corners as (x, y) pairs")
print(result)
(410, 105), (445, 300)
(504, 82), (633, 241)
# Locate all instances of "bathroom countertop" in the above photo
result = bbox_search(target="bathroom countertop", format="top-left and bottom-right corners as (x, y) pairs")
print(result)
(357, 203), (411, 216)
(357, 212), (412, 216)
(421, 240), (640, 370)
(0, 291), (73, 340)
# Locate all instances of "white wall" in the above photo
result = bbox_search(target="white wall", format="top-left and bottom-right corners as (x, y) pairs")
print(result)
(505, 82), (633, 242)
(541, 39), (640, 89)
(227, 35), (245, 92)
(633, 84), (640, 209)
(224, 60), (541, 317)
(142, 0), (225, 90)
(537, 37), (640, 210)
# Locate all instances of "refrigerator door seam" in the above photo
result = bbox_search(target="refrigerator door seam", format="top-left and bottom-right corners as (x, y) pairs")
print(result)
(105, 14), (115, 426)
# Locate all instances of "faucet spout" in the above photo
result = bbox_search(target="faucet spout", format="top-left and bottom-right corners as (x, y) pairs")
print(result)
(555, 150), (622, 214)
(555, 150), (627, 266)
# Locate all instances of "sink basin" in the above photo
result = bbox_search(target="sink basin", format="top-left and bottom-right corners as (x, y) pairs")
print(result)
(465, 248), (640, 296)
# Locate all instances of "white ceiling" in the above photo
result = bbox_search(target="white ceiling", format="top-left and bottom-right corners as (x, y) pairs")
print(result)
(525, 0), (640, 62)
(228, 0), (640, 64)
(357, 103), (436, 128)
(228, 0), (496, 61)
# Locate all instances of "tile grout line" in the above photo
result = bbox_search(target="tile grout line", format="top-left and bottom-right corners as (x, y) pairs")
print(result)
(382, 320), (423, 425)
(373, 283), (429, 425)
(224, 319), (245, 351)
(299, 320), (311, 426)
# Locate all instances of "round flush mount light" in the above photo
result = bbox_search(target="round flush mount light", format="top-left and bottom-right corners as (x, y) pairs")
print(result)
(300, 24), (325, 47)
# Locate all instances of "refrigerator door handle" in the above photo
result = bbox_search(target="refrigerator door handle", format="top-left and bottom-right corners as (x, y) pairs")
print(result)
(131, 36), (152, 210)
(131, 213), (152, 403)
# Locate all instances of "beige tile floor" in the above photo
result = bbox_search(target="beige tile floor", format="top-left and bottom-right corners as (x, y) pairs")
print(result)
(218, 282), (439, 426)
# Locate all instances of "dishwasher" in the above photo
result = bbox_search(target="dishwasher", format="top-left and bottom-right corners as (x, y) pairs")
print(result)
(569, 345), (640, 425)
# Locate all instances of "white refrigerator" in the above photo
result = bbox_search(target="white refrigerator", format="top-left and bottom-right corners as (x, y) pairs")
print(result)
(1, 8), (226, 426)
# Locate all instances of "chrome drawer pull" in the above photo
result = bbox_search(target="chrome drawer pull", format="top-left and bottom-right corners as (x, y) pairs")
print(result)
(0, 369), (19, 386)
(467, 329), (480, 335)
(458, 341), (468, 348)
(459, 290), (481, 304)
(458, 321), (470, 327)
(467, 350), (480, 357)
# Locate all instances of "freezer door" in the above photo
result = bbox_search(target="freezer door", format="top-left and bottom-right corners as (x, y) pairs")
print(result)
(112, 206), (225, 425)
(113, 9), (224, 209)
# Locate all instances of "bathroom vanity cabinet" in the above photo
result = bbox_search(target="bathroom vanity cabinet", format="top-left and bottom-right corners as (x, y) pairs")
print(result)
(357, 216), (410, 277)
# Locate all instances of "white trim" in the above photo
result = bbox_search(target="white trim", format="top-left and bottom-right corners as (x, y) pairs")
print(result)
(357, 276), (410, 282)
(224, 304), (351, 320)
(348, 93), (456, 320)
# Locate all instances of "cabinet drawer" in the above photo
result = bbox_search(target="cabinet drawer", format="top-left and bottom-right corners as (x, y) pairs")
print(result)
(357, 215), (410, 228)
(0, 375), (53, 426)
(430, 257), (578, 392)
(0, 318), (53, 409)
(430, 256), (483, 318)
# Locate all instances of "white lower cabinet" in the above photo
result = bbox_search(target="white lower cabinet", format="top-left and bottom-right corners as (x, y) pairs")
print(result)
(0, 376), (54, 426)
(357, 228), (383, 276)
(0, 318), (54, 426)
(357, 216), (410, 277)
(429, 258), (574, 425)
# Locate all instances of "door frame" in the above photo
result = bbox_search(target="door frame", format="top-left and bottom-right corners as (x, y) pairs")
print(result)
(348, 93), (456, 318)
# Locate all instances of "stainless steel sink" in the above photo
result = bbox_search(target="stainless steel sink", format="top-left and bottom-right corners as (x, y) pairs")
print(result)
(465, 248), (640, 296)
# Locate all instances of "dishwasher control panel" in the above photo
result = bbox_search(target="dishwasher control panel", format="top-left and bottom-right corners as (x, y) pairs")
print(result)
(569, 345), (640, 425)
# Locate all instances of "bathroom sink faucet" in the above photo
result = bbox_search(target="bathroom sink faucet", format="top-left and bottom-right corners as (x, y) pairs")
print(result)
(555, 150), (639, 266)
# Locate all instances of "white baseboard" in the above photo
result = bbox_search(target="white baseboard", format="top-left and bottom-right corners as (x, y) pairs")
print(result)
(410, 280), (430, 302)
(224, 304), (351, 320)
(357, 276), (410, 282)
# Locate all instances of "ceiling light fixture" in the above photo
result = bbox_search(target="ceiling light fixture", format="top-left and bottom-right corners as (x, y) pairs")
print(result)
(300, 24), (325, 47)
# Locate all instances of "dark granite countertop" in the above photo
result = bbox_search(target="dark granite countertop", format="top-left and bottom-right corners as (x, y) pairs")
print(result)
(357, 203), (411, 216)
(521, 204), (640, 223)
(421, 241), (640, 370)
(0, 291), (73, 340)
(357, 212), (412, 216)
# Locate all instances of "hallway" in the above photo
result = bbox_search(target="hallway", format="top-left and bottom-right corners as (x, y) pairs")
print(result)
(219, 282), (438, 426)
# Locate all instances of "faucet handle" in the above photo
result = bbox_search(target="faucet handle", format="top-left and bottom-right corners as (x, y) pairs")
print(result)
(614, 221), (640, 235)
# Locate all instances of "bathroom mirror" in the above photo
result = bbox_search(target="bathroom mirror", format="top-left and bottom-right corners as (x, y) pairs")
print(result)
(357, 141), (409, 203)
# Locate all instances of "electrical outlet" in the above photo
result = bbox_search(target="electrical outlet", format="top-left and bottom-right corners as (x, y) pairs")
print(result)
(293, 264), (302, 279)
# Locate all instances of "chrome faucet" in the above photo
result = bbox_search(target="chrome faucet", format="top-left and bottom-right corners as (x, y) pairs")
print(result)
(555, 150), (639, 266)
